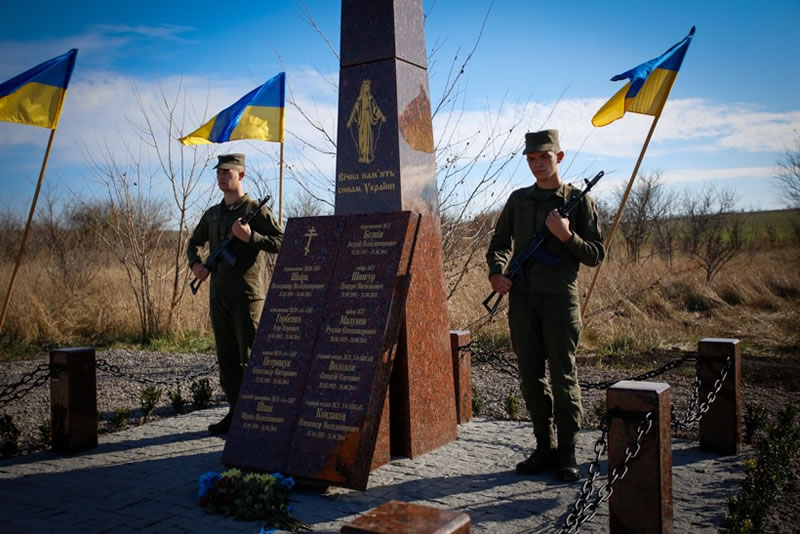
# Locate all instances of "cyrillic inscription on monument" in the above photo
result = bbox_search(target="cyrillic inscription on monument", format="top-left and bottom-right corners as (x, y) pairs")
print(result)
(222, 211), (419, 490)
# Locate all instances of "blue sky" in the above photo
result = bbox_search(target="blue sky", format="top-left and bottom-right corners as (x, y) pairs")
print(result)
(1, 0), (799, 222)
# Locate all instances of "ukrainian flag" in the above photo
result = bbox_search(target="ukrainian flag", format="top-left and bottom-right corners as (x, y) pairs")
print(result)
(592, 27), (695, 127)
(0, 49), (78, 130)
(180, 72), (285, 145)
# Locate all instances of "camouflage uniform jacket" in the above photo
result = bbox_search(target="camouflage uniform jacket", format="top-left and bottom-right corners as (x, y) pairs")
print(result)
(187, 194), (283, 299)
(486, 182), (604, 295)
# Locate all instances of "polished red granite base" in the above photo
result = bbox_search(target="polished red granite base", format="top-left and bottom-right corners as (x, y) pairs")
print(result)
(607, 381), (673, 534)
(450, 330), (472, 424)
(390, 215), (458, 458)
(371, 388), (391, 470)
(340, 500), (470, 534)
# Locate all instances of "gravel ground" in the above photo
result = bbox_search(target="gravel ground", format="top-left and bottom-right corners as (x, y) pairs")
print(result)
(0, 349), (225, 453)
(1, 346), (798, 531)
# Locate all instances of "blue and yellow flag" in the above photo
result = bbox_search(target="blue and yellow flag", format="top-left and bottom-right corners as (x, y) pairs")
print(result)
(0, 49), (78, 130)
(180, 72), (286, 145)
(592, 27), (695, 127)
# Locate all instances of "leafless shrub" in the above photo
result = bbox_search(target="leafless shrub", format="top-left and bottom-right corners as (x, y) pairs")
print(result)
(84, 143), (172, 341)
(285, 188), (330, 219)
(616, 172), (660, 263)
(74, 79), (218, 342)
(0, 208), (23, 264)
(130, 80), (216, 331)
(37, 189), (103, 306)
(614, 171), (677, 264)
(790, 217), (800, 243)
(774, 137), (800, 209)
(763, 222), (778, 248)
(682, 186), (746, 283)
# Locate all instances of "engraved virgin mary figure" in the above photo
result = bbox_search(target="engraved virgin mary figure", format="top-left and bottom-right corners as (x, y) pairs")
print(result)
(346, 80), (386, 164)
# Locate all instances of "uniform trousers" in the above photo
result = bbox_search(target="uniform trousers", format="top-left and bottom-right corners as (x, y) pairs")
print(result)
(508, 290), (583, 449)
(209, 298), (263, 410)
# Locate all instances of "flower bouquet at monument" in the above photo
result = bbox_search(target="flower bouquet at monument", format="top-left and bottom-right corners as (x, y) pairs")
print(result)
(198, 469), (311, 531)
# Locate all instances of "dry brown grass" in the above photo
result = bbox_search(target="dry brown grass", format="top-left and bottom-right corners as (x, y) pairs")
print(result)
(447, 244), (800, 357)
(2, 242), (798, 358)
(0, 250), (212, 347)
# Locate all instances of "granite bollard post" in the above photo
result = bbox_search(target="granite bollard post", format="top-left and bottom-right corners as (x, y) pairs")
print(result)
(698, 338), (742, 455)
(49, 347), (97, 453)
(607, 381), (672, 534)
(449, 330), (472, 424)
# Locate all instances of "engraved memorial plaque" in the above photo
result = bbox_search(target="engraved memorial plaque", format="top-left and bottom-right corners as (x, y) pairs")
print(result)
(222, 216), (341, 468)
(222, 211), (419, 490)
(285, 213), (417, 488)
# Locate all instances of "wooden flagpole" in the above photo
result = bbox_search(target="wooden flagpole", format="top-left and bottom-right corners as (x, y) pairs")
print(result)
(0, 128), (58, 333)
(581, 115), (661, 319)
(278, 140), (284, 227)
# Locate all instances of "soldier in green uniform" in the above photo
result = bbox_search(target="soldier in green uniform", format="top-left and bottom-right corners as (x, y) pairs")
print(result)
(486, 130), (604, 481)
(187, 153), (283, 435)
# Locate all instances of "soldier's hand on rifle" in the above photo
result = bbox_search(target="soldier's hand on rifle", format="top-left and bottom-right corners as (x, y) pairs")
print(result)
(546, 210), (573, 243)
(490, 274), (512, 295)
(191, 262), (210, 281)
(232, 218), (252, 242)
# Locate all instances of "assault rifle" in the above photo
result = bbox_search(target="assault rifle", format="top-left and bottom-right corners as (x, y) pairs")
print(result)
(190, 196), (270, 295)
(482, 171), (604, 316)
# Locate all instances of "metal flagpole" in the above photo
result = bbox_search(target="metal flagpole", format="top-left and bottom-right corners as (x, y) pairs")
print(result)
(0, 128), (58, 333)
(581, 115), (661, 319)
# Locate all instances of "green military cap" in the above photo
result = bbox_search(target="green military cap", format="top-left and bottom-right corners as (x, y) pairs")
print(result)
(214, 153), (246, 169)
(523, 129), (560, 154)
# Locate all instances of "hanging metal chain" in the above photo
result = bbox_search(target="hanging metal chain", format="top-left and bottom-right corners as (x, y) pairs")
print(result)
(1, 358), (216, 410)
(580, 353), (696, 391)
(466, 340), (698, 391)
(672, 353), (732, 431)
(0, 362), (65, 409)
(465, 340), (520, 380)
(95, 358), (218, 387)
(560, 426), (608, 532)
(559, 411), (654, 534)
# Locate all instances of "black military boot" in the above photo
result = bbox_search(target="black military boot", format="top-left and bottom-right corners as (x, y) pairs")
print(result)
(208, 411), (233, 435)
(558, 447), (580, 481)
(516, 447), (557, 475)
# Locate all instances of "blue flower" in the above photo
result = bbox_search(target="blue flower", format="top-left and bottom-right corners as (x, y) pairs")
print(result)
(259, 525), (279, 534)
(280, 476), (295, 489)
(198, 471), (221, 497)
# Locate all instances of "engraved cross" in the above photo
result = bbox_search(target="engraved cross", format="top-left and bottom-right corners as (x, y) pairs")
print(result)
(304, 226), (318, 256)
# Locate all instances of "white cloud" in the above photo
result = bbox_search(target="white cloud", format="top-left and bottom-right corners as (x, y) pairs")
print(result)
(89, 24), (197, 43)
(425, 94), (798, 213)
(660, 166), (775, 185)
(2, 20), (797, 216)
(0, 65), (345, 220)
(431, 94), (800, 162)
(572, 98), (800, 158)
(0, 24), (197, 75)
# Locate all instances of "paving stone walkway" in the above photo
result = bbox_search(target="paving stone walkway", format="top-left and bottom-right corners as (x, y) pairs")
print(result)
(0, 407), (746, 533)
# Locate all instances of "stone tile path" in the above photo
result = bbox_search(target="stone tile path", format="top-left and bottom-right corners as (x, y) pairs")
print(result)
(0, 407), (746, 533)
